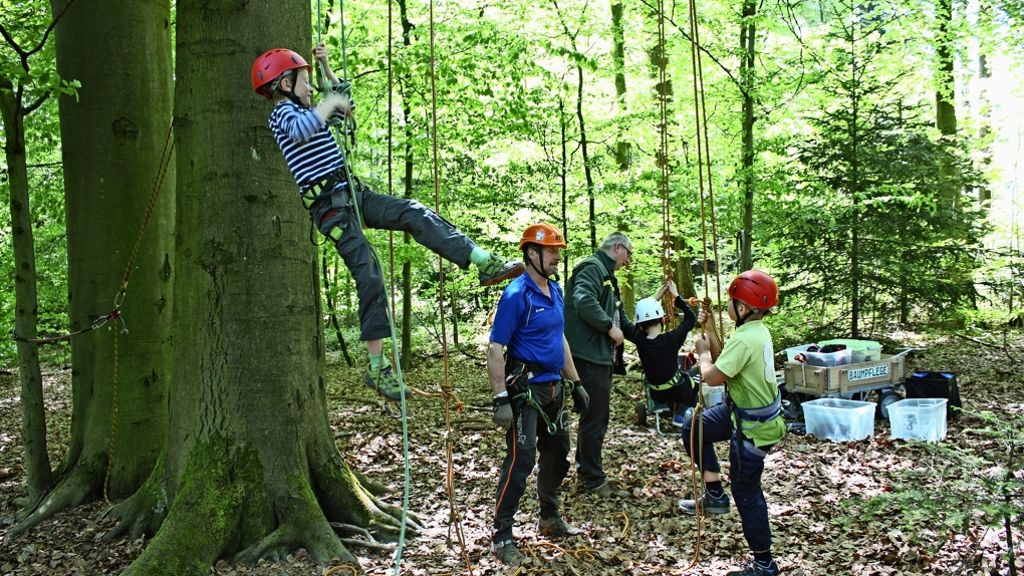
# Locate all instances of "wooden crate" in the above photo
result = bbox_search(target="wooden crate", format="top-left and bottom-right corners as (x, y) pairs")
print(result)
(784, 354), (905, 396)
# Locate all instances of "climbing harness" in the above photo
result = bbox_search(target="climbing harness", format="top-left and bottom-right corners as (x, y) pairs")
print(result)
(504, 361), (573, 435)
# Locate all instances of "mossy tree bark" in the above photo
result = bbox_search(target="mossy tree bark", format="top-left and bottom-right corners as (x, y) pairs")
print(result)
(12, 0), (176, 534)
(111, 3), (412, 574)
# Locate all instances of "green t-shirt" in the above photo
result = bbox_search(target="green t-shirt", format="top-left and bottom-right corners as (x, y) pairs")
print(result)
(715, 319), (786, 447)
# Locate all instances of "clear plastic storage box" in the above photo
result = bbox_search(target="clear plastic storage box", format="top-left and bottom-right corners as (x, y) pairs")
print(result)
(701, 384), (725, 407)
(818, 339), (882, 363)
(887, 398), (947, 442)
(802, 398), (875, 442)
(801, 348), (853, 367)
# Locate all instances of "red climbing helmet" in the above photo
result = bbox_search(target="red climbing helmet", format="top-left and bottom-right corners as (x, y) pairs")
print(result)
(518, 223), (567, 250)
(728, 270), (778, 310)
(251, 48), (311, 98)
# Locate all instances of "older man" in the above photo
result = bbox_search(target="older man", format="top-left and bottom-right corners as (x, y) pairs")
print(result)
(564, 232), (634, 498)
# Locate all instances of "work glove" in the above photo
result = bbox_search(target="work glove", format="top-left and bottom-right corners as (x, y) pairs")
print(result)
(493, 394), (513, 430)
(570, 381), (590, 414)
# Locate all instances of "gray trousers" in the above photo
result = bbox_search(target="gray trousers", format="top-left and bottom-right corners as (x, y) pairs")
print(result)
(493, 382), (570, 543)
(311, 179), (474, 341)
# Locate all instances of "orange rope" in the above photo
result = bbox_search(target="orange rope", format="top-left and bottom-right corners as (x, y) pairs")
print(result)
(426, 1), (474, 572)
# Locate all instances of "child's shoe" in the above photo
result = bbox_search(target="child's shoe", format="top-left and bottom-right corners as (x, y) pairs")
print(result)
(477, 255), (525, 286)
(537, 515), (583, 538)
(726, 560), (781, 576)
(678, 490), (731, 515)
(364, 365), (406, 401)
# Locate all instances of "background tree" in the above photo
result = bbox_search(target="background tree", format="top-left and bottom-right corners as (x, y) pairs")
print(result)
(12, 0), (177, 534)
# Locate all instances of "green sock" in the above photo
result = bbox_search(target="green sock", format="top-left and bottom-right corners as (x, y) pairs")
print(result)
(469, 246), (490, 266)
(369, 354), (390, 372)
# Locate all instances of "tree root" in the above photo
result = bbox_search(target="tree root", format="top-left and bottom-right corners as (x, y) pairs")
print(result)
(10, 456), (103, 537)
(312, 453), (423, 540)
(234, 521), (357, 564)
(103, 456), (168, 541)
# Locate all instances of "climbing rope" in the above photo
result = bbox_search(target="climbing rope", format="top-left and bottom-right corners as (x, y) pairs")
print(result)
(426, 0), (475, 572)
(313, 2), (414, 573)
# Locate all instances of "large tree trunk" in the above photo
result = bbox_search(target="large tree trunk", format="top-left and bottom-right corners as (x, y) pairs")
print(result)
(0, 78), (53, 511)
(13, 0), (175, 534)
(738, 0), (756, 273)
(110, 3), (409, 573)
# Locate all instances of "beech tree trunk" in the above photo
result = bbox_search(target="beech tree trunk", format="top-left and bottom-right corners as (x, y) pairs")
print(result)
(108, 3), (408, 574)
(12, 0), (176, 534)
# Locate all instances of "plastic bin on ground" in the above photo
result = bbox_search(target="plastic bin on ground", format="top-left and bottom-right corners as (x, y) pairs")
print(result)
(802, 398), (875, 442)
(887, 398), (947, 442)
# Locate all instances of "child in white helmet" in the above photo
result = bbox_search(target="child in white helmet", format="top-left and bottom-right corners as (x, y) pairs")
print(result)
(621, 280), (699, 426)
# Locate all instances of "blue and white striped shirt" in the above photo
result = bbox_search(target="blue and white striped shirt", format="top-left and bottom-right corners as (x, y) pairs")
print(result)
(268, 100), (344, 191)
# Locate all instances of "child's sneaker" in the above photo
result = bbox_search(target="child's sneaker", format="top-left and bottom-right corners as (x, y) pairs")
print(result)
(726, 560), (781, 576)
(678, 490), (731, 515)
(477, 255), (525, 286)
(672, 414), (685, 427)
(364, 366), (406, 401)
(491, 539), (525, 566)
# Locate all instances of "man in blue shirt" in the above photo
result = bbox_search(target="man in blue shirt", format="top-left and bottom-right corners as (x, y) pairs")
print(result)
(487, 223), (589, 567)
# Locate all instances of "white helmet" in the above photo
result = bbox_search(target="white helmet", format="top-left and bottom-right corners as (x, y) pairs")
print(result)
(635, 298), (665, 323)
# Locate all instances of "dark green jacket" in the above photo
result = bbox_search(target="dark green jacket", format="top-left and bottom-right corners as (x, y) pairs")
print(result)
(564, 250), (633, 365)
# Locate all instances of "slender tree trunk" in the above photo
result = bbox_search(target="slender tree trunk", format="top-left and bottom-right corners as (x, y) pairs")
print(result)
(559, 97), (570, 280)
(0, 83), (53, 509)
(576, 65), (596, 252)
(610, 0), (630, 170)
(976, 49), (992, 205)
(738, 0), (757, 272)
(399, 0), (414, 371)
(106, 3), (408, 573)
(935, 0), (959, 209)
(850, 50), (861, 338)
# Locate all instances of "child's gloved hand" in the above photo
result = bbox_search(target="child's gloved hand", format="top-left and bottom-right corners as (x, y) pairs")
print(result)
(493, 394), (512, 430)
(570, 381), (589, 413)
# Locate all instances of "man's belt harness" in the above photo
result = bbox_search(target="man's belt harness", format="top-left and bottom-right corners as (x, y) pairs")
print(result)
(505, 358), (572, 435)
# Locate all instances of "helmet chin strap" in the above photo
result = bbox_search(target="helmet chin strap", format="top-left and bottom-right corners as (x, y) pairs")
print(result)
(733, 299), (756, 328)
(526, 246), (551, 279)
(274, 71), (304, 107)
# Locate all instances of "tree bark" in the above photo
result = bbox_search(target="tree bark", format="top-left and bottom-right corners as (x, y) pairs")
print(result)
(108, 3), (410, 573)
(0, 76), (54, 511)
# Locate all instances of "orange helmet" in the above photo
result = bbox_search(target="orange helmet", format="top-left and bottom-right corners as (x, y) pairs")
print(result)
(728, 270), (778, 309)
(251, 48), (311, 98)
(519, 223), (567, 250)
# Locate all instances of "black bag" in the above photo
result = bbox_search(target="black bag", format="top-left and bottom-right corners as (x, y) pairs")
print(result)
(905, 371), (961, 418)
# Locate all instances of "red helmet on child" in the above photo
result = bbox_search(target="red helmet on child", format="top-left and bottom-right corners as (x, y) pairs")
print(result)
(728, 270), (778, 309)
(251, 48), (311, 98)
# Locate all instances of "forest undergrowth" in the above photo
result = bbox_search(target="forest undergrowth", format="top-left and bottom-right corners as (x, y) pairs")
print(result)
(1, 328), (1022, 575)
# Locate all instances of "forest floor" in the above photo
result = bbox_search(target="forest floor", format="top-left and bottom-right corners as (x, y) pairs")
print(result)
(1, 328), (1022, 575)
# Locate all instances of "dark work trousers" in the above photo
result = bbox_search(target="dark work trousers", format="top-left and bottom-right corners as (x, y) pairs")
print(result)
(573, 357), (613, 490)
(493, 382), (571, 544)
(681, 402), (774, 552)
(311, 180), (474, 341)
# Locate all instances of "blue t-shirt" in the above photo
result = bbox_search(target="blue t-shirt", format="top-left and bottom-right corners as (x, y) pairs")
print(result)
(490, 273), (565, 383)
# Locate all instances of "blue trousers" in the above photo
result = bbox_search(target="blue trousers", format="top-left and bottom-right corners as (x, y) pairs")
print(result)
(311, 179), (474, 341)
(493, 382), (571, 543)
(681, 402), (774, 552)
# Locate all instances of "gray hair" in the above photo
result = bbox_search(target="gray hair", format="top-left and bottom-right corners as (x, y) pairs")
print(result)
(599, 232), (631, 252)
